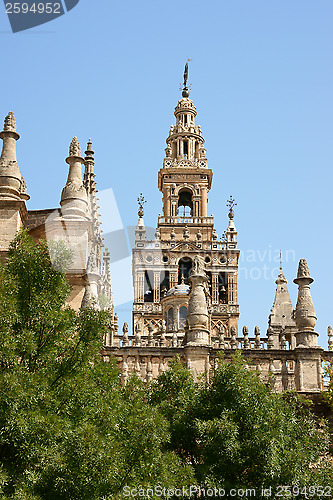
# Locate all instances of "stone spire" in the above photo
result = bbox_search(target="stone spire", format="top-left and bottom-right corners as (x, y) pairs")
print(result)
(84, 139), (97, 196)
(268, 265), (296, 348)
(0, 112), (23, 200)
(293, 259), (318, 347)
(60, 137), (88, 219)
(84, 139), (103, 262)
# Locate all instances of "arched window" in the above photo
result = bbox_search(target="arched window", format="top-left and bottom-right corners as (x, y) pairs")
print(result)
(167, 307), (174, 331)
(218, 272), (228, 302)
(178, 257), (192, 284)
(177, 189), (193, 216)
(144, 270), (153, 302)
(179, 306), (188, 330)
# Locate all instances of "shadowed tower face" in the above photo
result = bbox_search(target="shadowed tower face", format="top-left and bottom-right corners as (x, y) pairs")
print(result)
(132, 66), (240, 340)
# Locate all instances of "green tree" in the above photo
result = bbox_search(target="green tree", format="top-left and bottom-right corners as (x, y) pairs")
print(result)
(0, 232), (193, 499)
(150, 353), (333, 497)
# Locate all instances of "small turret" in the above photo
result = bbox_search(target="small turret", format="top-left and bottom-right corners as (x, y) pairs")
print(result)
(0, 112), (23, 200)
(0, 112), (29, 253)
(293, 259), (318, 347)
(60, 137), (88, 219)
(225, 196), (237, 248)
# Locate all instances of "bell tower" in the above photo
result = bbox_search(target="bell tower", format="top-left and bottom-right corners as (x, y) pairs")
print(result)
(132, 64), (240, 342)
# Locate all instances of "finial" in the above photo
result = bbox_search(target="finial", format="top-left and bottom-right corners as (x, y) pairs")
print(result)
(137, 193), (146, 218)
(276, 265), (287, 285)
(69, 136), (81, 157)
(226, 196), (237, 220)
(85, 138), (94, 156)
(294, 259), (313, 283)
(182, 61), (190, 98)
(3, 111), (16, 133)
(280, 250), (282, 270)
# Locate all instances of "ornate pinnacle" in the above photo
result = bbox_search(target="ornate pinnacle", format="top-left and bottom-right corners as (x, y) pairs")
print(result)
(226, 196), (237, 220)
(69, 136), (81, 157)
(3, 111), (16, 132)
(137, 193), (146, 218)
(293, 259), (317, 332)
(85, 139), (94, 159)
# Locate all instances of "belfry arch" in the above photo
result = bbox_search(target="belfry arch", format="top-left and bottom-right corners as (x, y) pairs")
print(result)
(177, 188), (193, 216)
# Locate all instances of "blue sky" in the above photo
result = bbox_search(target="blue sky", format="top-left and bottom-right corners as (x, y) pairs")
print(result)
(0, 0), (332, 347)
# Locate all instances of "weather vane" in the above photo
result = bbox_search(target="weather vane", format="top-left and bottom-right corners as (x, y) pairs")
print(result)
(226, 196), (237, 219)
(137, 193), (146, 217)
(180, 58), (192, 97)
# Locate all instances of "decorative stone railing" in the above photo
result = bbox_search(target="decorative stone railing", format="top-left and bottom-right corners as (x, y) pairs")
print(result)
(158, 215), (214, 225)
(102, 324), (333, 391)
(135, 240), (229, 251)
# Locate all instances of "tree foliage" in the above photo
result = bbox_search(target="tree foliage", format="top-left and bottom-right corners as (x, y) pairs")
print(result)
(1, 231), (333, 499)
(150, 354), (333, 496)
(0, 232), (193, 499)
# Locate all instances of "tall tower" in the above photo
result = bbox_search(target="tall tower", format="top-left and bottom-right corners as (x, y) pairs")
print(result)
(132, 64), (240, 342)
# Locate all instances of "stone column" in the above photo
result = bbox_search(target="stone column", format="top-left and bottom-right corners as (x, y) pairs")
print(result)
(201, 186), (207, 217)
(212, 273), (219, 304)
(165, 186), (171, 217)
(153, 271), (160, 303)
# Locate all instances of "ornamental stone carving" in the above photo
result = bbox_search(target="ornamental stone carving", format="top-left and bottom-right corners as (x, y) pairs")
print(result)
(69, 136), (81, 157)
